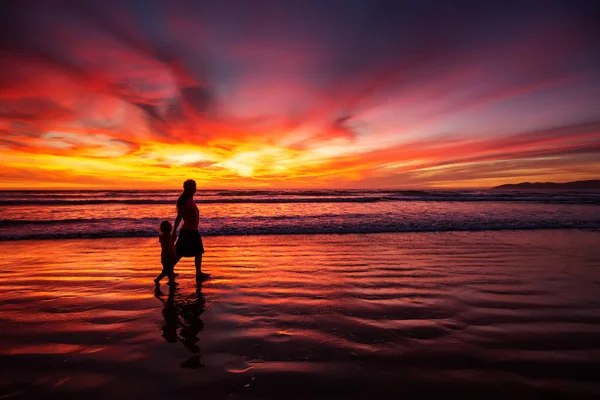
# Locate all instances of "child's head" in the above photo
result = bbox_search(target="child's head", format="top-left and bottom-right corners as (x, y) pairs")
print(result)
(159, 220), (172, 235)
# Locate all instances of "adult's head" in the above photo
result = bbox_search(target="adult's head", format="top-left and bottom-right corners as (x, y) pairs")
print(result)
(177, 179), (197, 212)
(183, 179), (197, 195)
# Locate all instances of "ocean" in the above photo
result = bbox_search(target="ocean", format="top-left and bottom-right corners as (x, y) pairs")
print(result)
(1, 189), (600, 240)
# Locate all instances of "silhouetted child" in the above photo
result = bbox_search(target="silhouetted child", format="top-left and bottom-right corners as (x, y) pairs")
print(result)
(154, 220), (178, 286)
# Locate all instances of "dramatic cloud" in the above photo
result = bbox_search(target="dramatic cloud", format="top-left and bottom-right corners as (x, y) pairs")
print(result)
(0, 0), (599, 188)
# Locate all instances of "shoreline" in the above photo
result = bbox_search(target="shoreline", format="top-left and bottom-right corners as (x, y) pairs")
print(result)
(2, 226), (600, 242)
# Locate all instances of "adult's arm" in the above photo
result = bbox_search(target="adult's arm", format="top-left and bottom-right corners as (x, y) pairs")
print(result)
(173, 208), (183, 240)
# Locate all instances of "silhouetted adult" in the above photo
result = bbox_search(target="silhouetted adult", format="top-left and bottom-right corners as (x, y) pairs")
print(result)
(173, 179), (209, 280)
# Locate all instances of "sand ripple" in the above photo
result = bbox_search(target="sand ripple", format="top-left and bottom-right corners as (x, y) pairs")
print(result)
(1, 230), (600, 399)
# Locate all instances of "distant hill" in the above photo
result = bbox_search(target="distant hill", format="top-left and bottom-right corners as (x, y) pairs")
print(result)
(492, 180), (600, 191)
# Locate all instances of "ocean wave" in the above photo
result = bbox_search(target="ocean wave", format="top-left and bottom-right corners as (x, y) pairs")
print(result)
(1, 221), (599, 240)
(1, 195), (599, 205)
(0, 217), (145, 227)
(0, 214), (385, 227)
(0, 197), (384, 205)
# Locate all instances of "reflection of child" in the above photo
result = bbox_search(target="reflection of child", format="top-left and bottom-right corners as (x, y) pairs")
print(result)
(154, 285), (178, 343)
(154, 221), (178, 286)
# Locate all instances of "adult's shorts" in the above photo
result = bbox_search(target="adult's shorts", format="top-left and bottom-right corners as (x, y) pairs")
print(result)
(175, 229), (205, 257)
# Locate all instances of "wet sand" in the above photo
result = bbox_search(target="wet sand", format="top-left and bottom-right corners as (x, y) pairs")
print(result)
(1, 230), (600, 399)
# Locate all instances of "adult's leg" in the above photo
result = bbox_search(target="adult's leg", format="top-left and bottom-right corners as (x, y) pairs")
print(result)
(172, 254), (182, 276)
(195, 255), (210, 281)
(173, 254), (183, 266)
(165, 261), (178, 285)
(194, 254), (203, 275)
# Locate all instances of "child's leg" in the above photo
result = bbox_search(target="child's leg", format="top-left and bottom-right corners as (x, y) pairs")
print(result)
(155, 260), (170, 284)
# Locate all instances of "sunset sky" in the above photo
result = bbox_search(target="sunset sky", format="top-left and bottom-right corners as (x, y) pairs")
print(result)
(1, 0), (599, 189)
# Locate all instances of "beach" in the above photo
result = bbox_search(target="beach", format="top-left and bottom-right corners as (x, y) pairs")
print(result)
(1, 230), (600, 399)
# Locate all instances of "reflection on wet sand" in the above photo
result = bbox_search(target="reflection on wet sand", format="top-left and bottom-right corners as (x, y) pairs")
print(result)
(1, 231), (600, 399)
(155, 284), (206, 369)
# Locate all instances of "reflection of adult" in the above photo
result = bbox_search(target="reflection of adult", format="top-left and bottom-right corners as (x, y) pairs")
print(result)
(154, 284), (206, 369)
(173, 179), (209, 280)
